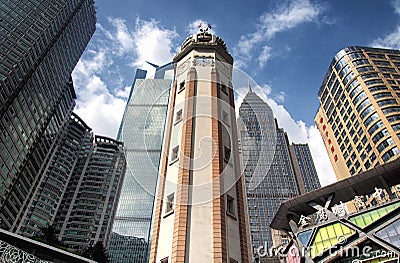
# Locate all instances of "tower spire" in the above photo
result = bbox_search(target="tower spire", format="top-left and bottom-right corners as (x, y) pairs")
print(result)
(248, 79), (252, 93)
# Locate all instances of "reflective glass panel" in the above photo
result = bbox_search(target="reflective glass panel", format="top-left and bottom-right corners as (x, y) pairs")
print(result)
(349, 201), (400, 229)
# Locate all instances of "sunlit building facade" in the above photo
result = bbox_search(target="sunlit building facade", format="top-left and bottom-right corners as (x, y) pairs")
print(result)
(238, 87), (321, 259)
(108, 63), (173, 263)
(0, 0), (96, 229)
(315, 46), (400, 180)
(149, 32), (249, 263)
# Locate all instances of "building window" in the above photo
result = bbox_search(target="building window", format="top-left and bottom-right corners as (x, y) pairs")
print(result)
(175, 109), (183, 124)
(226, 195), (236, 218)
(221, 84), (228, 95)
(170, 146), (179, 164)
(224, 146), (231, 163)
(164, 193), (174, 216)
(160, 257), (168, 263)
(179, 81), (185, 92)
(222, 110), (229, 126)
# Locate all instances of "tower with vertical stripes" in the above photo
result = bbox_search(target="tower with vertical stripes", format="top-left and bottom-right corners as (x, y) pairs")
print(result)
(149, 32), (249, 263)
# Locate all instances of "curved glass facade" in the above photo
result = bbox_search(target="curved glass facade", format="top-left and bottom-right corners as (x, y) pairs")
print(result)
(108, 67), (172, 263)
(316, 46), (400, 179)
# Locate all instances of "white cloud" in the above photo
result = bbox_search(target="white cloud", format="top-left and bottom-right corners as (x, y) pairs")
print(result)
(234, 0), (323, 67)
(258, 46), (273, 68)
(74, 48), (113, 78)
(371, 26), (400, 50)
(72, 60), (127, 137)
(132, 18), (178, 72)
(307, 125), (337, 186)
(72, 18), (178, 138)
(230, 1), (336, 184)
(116, 86), (132, 99)
(74, 88), (126, 138)
(258, 0), (321, 38)
(107, 18), (136, 55)
(321, 15), (339, 26)
(393, 0), (400, 15)
(274, 91), (286, 104)
(370, 1), (400, 49)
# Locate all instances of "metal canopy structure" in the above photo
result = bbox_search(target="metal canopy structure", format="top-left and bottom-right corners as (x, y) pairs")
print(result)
(270, 158), (400, 231)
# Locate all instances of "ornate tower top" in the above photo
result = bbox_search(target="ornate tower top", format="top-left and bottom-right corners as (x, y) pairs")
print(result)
(174, 31), (233, 64)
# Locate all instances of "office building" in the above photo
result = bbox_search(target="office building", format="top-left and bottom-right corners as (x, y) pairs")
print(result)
(0, 0), (96, 228)
(108, 63), (173, 263)
(2, 105), (126, 254)
(56, 135), (126, 253)
(315, 46), (400, 180)
(238, 87), (320, 259)
(109, 64), (172, 262)
(149, 32), (249, 263)
(0, 0), (126, 255)
(16, 112), (93, 237)
(290, 143), (321, 194)
(1, 78), (78, 231)
(271, 158), (400, 263)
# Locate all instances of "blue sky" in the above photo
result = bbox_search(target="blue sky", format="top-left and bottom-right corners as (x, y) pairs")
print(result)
(72, 0), (400, 185)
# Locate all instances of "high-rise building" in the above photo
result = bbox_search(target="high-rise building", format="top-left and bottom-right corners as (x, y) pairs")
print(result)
(290, 143), (321, 194)
(0, 0), (96, 228)
(56, 135), (126, 253)
(108, 63), (173, 263)
(238, 87), (322, 257)
(16, 112), (93, 237)
(315, 46), (400, 180)
(149, 32), (249, 263)
(1, 78), (78, 231)
(1, 104), (126, 254)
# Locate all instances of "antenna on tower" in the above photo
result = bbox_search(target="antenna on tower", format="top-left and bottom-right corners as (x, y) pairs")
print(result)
(248, 79), (252, 93)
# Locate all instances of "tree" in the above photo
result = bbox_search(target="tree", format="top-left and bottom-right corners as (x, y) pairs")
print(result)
(34, 224), (63, 248)
(83, 241), (109, 263)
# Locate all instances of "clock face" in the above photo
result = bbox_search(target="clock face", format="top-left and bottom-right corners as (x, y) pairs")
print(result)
(194, 56), (213, 67)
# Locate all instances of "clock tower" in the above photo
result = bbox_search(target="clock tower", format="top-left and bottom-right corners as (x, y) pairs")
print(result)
(149, 32), (249, 263)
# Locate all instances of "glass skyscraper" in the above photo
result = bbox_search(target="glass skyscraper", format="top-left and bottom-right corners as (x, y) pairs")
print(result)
(109, 63), (173, 262)
(238, 87), (320, 256)
(0, 0), (96, 229)
(290, 143), (321, 194)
